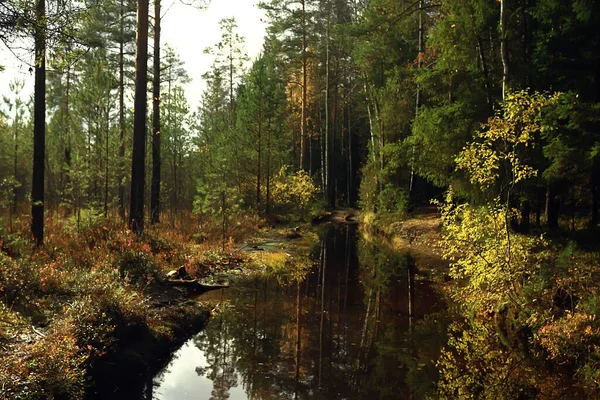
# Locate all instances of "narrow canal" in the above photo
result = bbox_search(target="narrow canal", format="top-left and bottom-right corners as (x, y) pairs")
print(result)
(146, 225), (449, 399)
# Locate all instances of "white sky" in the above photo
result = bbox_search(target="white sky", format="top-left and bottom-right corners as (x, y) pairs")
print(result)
(162, 0), (266, 107)
(0, 0), (266, 114)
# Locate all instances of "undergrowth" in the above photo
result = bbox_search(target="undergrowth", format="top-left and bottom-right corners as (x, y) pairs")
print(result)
(0, 210), (262, 399)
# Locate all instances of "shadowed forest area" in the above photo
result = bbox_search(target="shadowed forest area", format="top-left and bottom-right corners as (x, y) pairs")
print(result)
(1, 0), (600, 398)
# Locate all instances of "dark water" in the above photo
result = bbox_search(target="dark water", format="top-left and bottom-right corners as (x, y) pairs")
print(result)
(146, 226), (449, 399)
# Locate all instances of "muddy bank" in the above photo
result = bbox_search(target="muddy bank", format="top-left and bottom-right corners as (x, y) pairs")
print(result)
(86, 285), (211, 399)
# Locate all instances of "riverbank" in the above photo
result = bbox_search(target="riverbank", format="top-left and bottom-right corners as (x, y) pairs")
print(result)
(0, 214), (262, 399)
(361, 207), (449, 283)
(363, 206), (600, 397)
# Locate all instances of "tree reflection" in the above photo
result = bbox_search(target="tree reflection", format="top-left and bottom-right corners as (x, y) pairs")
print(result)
(184, 226), (449, 399)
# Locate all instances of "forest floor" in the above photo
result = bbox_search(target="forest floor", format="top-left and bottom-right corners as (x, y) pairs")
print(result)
(0, 213), (270, 399)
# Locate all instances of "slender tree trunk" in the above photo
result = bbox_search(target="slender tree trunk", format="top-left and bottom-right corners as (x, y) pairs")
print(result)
(221, 190), (226, 251)
(364, 82), (377, 165)
(477, 36), (493, 112)
(332, 59), (339, 206)
(325, 13), (332, 207)
(32, 0), (46, 246)
(229, 42), (234, 129)
(257, 96), (262, 210)
(500, 0), (509, 100)
(12, 104), (18, 221)
(118, 0), (126, 219)
(300, 0), (309, 172)
(64, 65), (73, 215)
(266, 117), (271, 217)
(546, 185), (559, 230)
(318, 238), (326, 388)
(151, 0), (161, 224)
(410, 0), (424, 199)
(105, 103), (109, 217)
(129, 0), (150, 234)
(347, 94), (352, 206)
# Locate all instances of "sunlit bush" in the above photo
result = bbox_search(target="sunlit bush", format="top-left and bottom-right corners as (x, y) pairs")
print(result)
(439, 197), (549, 312)
(538, 312), (600, 365)
(271, 166), (319, 220)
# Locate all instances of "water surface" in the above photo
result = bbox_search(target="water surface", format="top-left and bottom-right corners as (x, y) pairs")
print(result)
(148, 226), (448, 399)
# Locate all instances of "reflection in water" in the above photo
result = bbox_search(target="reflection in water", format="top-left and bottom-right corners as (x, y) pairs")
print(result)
(149, 226), (448, 399)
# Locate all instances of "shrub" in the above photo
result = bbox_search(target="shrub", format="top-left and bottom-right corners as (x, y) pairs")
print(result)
(538, 312), (600, 365)
(118, 249), (159, 285)
(272, 166), (319, 220)
(358, 160), (379, 212)
(439, 195), (549, 313)
(1, 318), (88, 399)
(377, 184), (408, 215)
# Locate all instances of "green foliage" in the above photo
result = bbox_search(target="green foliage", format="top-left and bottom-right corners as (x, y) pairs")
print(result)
(439, 196), (548, 312)
(457, 91), (560, 192)
(377, 184), (408, 216)
(358, 159), (379, 212)
(271, 166), (319, 219)
(438, 318), (536, 399)
(410, 102), (478, 187)
(118, 249), (159, 285)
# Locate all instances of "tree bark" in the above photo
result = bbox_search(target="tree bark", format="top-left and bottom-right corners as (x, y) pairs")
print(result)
(410, 0), (424, 199)
(151, 0), (161, 224)
(500, 0), (509, 100)
(325, 12), (333, 207)
(545, 185), (559, 230)
(300, 0), (309, 172)
(477, 35), (493, 112)
(129, 0), (149, 234)
(32, 0), (46, 247)
(257, 92), (262, 210)
(118, 0), (126, 219)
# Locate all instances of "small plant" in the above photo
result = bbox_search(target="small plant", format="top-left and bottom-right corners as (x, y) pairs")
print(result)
(272, 166), (320, 220)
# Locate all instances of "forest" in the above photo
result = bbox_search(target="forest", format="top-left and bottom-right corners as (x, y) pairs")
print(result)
(0, 0), (600, 398)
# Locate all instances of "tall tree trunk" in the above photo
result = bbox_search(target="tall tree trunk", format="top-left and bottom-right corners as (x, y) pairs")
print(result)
(32, 0), (46, 247)
(300, 0), (309, 172)
(105, 103), (110, 217)
(325, 12), (333, 207)
(410, 0), (424, 199)
(477, 35), (493, 112)
(151, 0), (161, 224)
(500, 0), (509, 100)
(12, 102), (18, 222)
(545, 185), (559, 230)
(64, 65), (73, 215)
(118, 0), (126, 219)
(257, 96), (262, 210)
(364, 81), (377, 165)
(130, 0), (149, 234)
(347, 92), (352, 206)
(266, 117), (271, 217)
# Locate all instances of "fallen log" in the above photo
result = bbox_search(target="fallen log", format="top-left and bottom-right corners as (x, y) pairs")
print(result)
(165, 278), (229, 292)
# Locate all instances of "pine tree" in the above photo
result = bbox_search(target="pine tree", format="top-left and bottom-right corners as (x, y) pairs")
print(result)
(130, 0), (150, 234)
